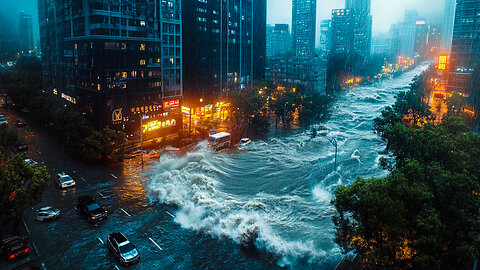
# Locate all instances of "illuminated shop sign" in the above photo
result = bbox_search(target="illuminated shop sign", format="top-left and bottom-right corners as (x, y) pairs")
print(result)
(438, 55), (447, 70)
(182, 106), (191, 114)
(112, 108), (123, 122)
(61, 93), (77, 104)
(142, 119), (177, 133)
(163, 99), (180, 109)
(53, 88), (58, 95)
(130, 105), (162, 115)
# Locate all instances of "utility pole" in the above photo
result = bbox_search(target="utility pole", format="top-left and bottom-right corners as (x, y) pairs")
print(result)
(140, 115), (144, 168)
(327, 137), (338, 171)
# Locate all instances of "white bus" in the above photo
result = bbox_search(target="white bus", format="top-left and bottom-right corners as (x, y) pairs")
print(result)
(208, 132), (231, 151)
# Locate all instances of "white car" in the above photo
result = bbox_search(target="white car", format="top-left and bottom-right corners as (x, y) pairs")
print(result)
(238, 138), (252, 150)
(0, 115), (7, 126)
(35, 206), (60, 222)
(24, 158), (39, 166)
(55, 172), (76, 189)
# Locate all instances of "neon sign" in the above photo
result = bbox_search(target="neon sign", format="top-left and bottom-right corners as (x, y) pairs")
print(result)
(112, 108), (123, 122)
(61, 93), (77, 104)
(163, 99), (180, 109)
(142, 119), (177, 133)
(438, 55), (447, 70)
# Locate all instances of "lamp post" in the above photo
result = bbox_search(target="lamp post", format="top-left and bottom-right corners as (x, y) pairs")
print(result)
(284, 102), (289, 127)
(327, 137), (338, 171)
(140, 115), (145, 168)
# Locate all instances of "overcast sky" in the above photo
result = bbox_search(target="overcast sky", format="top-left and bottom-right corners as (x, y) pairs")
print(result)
(2, 0), (446, 46)
(268, 0), (446, 35)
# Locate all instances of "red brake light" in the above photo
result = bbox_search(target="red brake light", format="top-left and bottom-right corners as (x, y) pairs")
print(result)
(24, 248), (29, 253)
(9, 254), (16, 259)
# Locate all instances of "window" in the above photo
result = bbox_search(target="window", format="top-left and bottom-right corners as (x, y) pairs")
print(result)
(140, 44), (146, 51)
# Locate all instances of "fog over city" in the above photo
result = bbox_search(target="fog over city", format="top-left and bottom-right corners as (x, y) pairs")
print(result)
(268, 0), (444, 35)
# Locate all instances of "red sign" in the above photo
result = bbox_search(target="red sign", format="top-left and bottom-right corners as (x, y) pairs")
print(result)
(163, 99), (180, 109)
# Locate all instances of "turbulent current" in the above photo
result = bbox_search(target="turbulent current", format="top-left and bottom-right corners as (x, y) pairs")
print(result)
(147, 65), (428, 269)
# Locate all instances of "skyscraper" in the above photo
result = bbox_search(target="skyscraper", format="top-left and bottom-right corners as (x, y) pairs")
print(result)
(448, 0), (480, 93)
(18, 11), (34, 54)
(346, 0), (372, 55)
(267, 24), (292, 57)
(38, 0), (183, 137)
(331, 9), (353, 54)
(414, 19), (429, 59)
(182, 0), (266, 104)
(346, 0), (371, 14)
(442, 0), (456, 52)
(319, 20), (332, 53)
(399, 10), (418, 58)
(292, 0), (316, 56)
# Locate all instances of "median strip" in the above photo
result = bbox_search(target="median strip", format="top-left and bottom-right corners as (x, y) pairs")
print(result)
(120, 208), (131, 217)
(149, 237), (163, 251)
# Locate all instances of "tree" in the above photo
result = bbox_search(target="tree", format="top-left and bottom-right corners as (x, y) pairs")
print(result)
(0, 156), (49, 227)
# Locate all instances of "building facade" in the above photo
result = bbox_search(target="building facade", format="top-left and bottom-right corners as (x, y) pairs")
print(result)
(182, 0), (266, 104)
(38, 0), (183, 138)
(448, 0), (480, 93)
(18, 12), (34, 54)
(399, 10), (418, 58)
(346, 0), (372, 55)
(319, 20), (331, 53)
(330, 9), (353, 54)
(414, 19), (429, 59)
(292, 0), (316, 56)
(266, 24), (292, 58)
(266, 54), (327, 94)
(442, 0), (456, 52)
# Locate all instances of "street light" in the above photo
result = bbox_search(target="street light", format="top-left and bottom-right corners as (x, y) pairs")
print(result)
(139, 114), (147, 168)
(284, 102), (289, 127)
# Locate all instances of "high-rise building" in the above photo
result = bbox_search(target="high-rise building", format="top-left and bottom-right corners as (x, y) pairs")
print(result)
(0, 2), (17, 61)
(319, 20), (331, 53)
(292, 0), (316, 56)
(399, 10), (418, 58)
(182, 0), (266, 104)
(266, 24), (292, 58)
(371, 33), (391, 55)
(448, 0), (480, 93)
(389, 23), (400, 58)
(442, 0), (456, 52)
(426, 25), (442, 59)
(38, 0), (183, 137)
(330, 0), (372, 56)
(414, 19), (429, 59)
(18, 11), (34, 54)
(330, 9), (353, 54)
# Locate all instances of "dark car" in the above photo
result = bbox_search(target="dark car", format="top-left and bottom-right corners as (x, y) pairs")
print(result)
(1, 236), (30, 261)
(77, 196), (108, 223)
(17, 144), (28, 152)
(15, 119), (27, 127)
(107, 232), (140, 266)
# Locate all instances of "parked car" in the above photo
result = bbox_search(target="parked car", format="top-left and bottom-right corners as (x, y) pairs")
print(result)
(1, 236), (30, 261)
(35, 206), (60, 222)
(15, 119), (27, 127)
(24, 158), (39, 166)
(107, 232), (140, 266)
(55, 172), (76, 189)
(0, 114), (8, 126)
(77, 196), (108, 223)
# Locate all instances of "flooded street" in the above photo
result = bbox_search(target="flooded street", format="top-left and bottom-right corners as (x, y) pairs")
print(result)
(19, 64), (427, 270)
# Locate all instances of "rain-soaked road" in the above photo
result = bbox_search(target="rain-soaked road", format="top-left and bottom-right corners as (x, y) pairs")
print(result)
(12, 64), (427, 270)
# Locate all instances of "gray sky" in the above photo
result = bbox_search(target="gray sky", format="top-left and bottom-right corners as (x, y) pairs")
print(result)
(268, 0), (445, 35)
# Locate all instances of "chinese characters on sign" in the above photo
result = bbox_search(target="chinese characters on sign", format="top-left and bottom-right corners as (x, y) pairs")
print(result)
(142, 119), (177, 133)
(438, 55), (447, 70)
(163, 99), (180, 109)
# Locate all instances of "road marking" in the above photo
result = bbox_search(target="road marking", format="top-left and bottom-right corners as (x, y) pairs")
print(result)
(32, 242), (40, 257)
(114, 265), (120, 270)
(110, 173), (118, 179)
(120, 208), (131, 217)
(97, 191), (104, 197)
(166, 211), (174, 218)
(22, 218), (30, 235)
(98, 237), (104, 245)
(81, 177), (86, 182)
(42, 262), (46, 270)
(149, 237), (163, 251)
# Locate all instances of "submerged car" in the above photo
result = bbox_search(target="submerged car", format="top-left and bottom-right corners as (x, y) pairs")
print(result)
(238, 138), (252, 150)
(55, 172), (76, 189)
(0, 115), (7, 126)
(107, 232), (140, 265)
(1, 236), (30, 261)
(35, 206), (60, 222)
(77, 196), (108, 223)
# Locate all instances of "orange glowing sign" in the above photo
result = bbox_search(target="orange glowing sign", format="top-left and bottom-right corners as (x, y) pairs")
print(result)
(142, 119), (177, 133)
(438, 55), (447, 70)
(163, 99), (180, 109)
